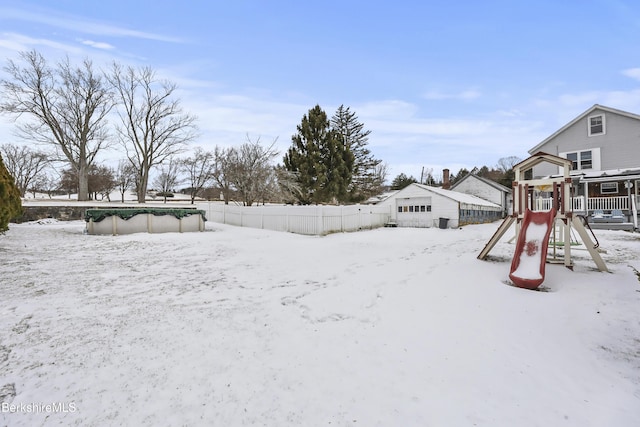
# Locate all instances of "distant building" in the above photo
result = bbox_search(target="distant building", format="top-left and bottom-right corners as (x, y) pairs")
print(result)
(376, 183), (502, 228)
(450, 174), (512, 216)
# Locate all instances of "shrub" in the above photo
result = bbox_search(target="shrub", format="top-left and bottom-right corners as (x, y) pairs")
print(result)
(0, 153), (22, 232)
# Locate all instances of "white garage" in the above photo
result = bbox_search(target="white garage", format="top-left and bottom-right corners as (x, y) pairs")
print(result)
(394, 196), (433, 227)
(377, 183), (502, 228)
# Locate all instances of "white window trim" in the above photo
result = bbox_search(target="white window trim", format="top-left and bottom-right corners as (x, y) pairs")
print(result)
(587, 113), (606, 136)
(600, 182), (618, 194)
(559, 148), (601, 172)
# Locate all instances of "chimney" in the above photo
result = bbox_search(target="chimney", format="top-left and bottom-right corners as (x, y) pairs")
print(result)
(442, 168), (450, 189)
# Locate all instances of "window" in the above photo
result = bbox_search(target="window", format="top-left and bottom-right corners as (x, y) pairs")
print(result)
(588, 114), (605, 136)
(398, 206), (402, 213)
(420, 206), (426, 212)
(565, 150), (592, 170)
(580, 151), (592, 169)
(427, 205), (432, 212)
(601, 183), (618, 194)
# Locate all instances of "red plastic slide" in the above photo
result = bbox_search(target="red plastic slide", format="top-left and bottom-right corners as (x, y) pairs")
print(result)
(509, 209), (556, 290)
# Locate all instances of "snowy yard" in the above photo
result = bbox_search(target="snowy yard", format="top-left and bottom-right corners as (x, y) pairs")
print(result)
(1, 220), (639, 426)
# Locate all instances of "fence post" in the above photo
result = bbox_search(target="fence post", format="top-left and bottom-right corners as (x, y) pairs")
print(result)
(317, 206), (323, 235)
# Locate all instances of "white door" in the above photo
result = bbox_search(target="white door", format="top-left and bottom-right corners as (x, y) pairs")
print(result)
(396, 197), (432, 227)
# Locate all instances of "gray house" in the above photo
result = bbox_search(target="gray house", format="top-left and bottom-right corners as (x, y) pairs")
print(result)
(450, 174), (512, 216)
(528, 104), (640, 222)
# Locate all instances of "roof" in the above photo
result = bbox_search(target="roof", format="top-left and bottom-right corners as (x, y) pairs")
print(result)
(529, 104), (640, 154)
(365, 190), (399, 204)
(409, 183), (501, 208)
(547, 166), (640, 183)
(450, 173), (511, 193)
(514, 151), (572, 172)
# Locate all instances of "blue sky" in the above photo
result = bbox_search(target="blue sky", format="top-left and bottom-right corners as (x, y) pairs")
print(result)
(1, 0), (640, 182)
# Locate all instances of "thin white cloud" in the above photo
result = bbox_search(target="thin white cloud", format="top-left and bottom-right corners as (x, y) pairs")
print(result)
(1, 6), (184, 43)
(80, 39), (115, 50)
(622, 68), (640, 81)
(0, 32), (85, 55)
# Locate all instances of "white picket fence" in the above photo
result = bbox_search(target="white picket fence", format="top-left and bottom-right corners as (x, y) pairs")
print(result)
(197, 202), (393, 235)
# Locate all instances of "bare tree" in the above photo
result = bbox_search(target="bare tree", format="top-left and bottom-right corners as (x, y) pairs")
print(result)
(108, 63), (197, 203)
(58, 165), (116, 200)
(373, 162), (389, 190)
(0, 143), (49, 196)
(152, 158), (181, 203)
(115, 160), (137, 203)
(227, 136), (279, 206)
(89, 165), (116, 201)
(274, 166), (302, 203)
(0, 51), (114, 201)
(181, 147), (215, 204)
(30, 167), (60, 199)
(496, 156), (522, 173)
(496, 156), (521, 187)
(212, 146), (234, 204)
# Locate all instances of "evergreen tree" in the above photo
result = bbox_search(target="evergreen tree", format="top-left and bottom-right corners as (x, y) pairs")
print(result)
(390, 173), (417, 190)
(330, 105), (382, 202)
(450, 168), (470, 186)
(0, 153), (22, 232)
(284, 105), (353, 204)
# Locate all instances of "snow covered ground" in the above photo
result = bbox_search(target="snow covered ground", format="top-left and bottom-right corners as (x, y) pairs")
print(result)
(1, 219), (639, 426)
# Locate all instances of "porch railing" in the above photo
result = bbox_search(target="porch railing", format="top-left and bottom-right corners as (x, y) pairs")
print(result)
(587, 196), (629, 211)
(531, 196), (631, 212)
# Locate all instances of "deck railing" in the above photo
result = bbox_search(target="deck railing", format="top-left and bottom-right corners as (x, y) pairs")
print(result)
(531, 196), (631, 212)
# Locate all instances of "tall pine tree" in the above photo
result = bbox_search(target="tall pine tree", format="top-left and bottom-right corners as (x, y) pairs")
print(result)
(331, 105), (382, 202)
(0, 153), (22, 232)
(284, 105), (353, 204)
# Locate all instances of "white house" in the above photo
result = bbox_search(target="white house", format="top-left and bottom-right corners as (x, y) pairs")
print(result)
(376, 183), (502, 228)
(450, 174), (512, 216)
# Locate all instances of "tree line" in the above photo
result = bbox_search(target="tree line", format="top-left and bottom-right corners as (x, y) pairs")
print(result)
(0, 50), (388, 206)
(0, 49), (521, 217)
(0, 51), (196, 202)
(390, 156), (521, 190)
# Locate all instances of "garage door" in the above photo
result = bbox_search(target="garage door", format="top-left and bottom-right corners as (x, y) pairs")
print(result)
(396, 197), (432, 227)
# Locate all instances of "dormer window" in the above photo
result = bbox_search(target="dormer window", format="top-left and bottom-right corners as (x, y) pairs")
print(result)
(588, 114), (605, 136)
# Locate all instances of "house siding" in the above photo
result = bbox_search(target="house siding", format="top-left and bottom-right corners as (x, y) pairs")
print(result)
(452, 176), (502, 206)
(531, 107), (640, 177)
(430, 193), (460, 227)
(451, 175), (512, 215)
